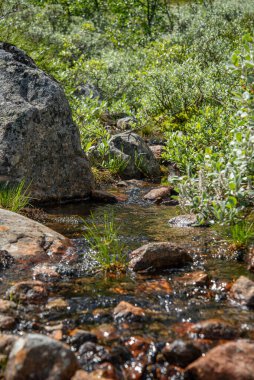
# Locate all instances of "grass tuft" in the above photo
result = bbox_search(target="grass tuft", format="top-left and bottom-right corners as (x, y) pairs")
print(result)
(83, 212), (127, 273)
(0, 180), (31, 213)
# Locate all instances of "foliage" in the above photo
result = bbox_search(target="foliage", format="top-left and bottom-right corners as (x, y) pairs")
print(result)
(0, 180), (31, 212)
(83, 212), (127, 272)
(176, 36), (254, 225)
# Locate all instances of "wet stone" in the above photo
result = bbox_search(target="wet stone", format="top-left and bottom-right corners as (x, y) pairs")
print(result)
(33, 264), (60, 282)
(188, 319), (238, 340)
(136, 278), (173, 294)
(0, 300), (16, 314)
(129, 242), (193, 273)
(162, 340), (202, 368)
(67, 329), (98, 351)
(176, 271), (209, 287)
(113, 301), (146, 322)
(46, 298), (68, 311)
(5, 333), (79, 380)
(0, 250), (14, 269)
(78, 342), (108, 372)
(229, 276), (254, 307)
(91, 323), (119, 342)
(0, 315), (16, 330)
(91, 190), (118, 204)
(6, 281), (48, 304)
(185, 340), (254, 380)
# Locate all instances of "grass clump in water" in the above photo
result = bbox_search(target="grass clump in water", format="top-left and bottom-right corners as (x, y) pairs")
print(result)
(83, 212), (127, 273)
(0, 180), (31, 213)
(227, 221), (254, 251)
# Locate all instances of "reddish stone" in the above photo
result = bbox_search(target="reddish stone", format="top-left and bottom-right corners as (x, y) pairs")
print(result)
(185, 340), (254, 380)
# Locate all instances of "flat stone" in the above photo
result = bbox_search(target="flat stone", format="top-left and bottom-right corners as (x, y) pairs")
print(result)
(6, 281), (48, 304)
(144, 186), (171, 201)
(129, 242), (193, 273)
(91, 190), (118, 204)
(46, 298), (68, 311)
(113, 301), (145, 321)
(185, 340), (254, 380)
(176, 271), (209, 287)
(229, 276), (254, 307)
(0, 209), (73, 259)
(188, 319), (238, 340)
(5, 333), (78, 380)
(168, 214), (198, 227)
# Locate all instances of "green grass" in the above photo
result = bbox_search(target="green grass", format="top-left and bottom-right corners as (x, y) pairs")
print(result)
(227, 221), (254, 250)
(83, 212), (127, 272)
(0, 180), (31, 212)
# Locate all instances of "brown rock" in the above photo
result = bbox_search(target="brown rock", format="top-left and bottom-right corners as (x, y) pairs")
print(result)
(185, 340), (254, 380)
(124, 336), (151, 358)
(5, 333), (79, 380)
(6, 281), (48, 304)
(113, 301), (145, 321)
(91, 190), (118, 204)
(0, 315), (16, 330)
(0, 300), (16, 313)
(67, 329), (97, 350)
(91, 324), (119, 342)
(137, 278), (173, 294)
(188, 319), (238, 340)
(46, 298), (68, 311)
(176, 271), (209, 287)
(144, 186), (171, 202)
(129, 242), (192, 273)
(162, 340), (202, 368)
(0, 209), (73, 259)
(229, 276), (254, 306)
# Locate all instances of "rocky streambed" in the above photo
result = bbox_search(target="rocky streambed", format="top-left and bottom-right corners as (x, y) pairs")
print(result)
(0, 180), (254, 379)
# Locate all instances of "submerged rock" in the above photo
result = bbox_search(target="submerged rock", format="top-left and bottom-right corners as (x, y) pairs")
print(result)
(129, 242), (192, 273)
(229, 276), (254, 307)
(0, 42), (93, 202)
(176, 271), (210, 287)
(91, 190), (118, 204)
(5, 334), (78, 380)
(6, 281), (48, 304)
(162, 340), (202, 368)
(184, 340), (254, 380)
(108, 132), (160, 179)
(113, 301), (146, 321)
(168, 214), (198, 227)
(188, 319), (238, 340)
(0, 209), (73, 259)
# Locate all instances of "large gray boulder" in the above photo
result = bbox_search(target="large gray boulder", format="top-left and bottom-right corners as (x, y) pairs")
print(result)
(0, 43), (93, 202)
(108, 132), (160, 179)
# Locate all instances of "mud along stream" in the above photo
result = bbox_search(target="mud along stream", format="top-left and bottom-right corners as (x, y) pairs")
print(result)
(1, 181), (254, 379)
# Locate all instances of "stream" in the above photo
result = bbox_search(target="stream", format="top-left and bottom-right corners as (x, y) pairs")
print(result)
(1, 180), (254, 379)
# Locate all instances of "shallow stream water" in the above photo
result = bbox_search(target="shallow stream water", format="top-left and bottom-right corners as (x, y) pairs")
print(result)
(1, 181), (254, 378)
